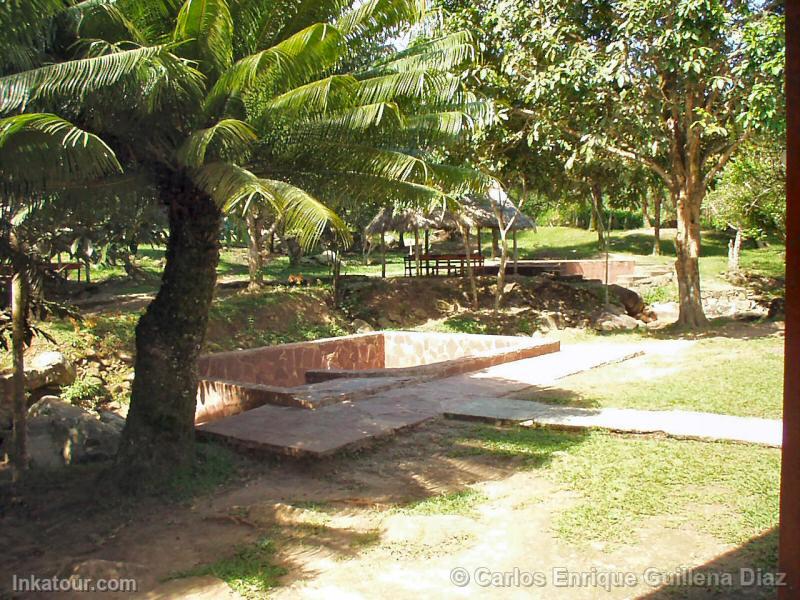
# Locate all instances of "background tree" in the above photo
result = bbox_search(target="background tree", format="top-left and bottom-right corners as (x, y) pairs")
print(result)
(706, 137), (786, 271)
(439, 0), (784, 326)
(0, 114), (122, 481)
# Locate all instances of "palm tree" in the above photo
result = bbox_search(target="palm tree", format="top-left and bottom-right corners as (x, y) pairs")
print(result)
(0, 0), (490, 487)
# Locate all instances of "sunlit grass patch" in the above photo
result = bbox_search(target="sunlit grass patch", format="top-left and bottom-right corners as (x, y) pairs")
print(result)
(399, 489), (488, 516)
(174, 537), (286, 597)
(452, 426), (780, 561)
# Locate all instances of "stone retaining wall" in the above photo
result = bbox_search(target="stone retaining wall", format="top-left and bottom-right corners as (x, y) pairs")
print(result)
(197, 333), (385, 387)
(195, 332), (559, 425)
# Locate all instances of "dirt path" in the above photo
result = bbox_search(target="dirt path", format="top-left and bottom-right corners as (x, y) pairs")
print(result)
(1, 325), (782, 599)
(1, 417), (774, 600)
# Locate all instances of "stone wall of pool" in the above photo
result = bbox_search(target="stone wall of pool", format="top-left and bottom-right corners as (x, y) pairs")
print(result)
(195, 332), (559, 425)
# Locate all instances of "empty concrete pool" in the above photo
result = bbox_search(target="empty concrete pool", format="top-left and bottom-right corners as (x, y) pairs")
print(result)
(194, 331), (560, 456)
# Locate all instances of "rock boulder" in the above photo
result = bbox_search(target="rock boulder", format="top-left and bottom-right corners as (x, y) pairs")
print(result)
(20, 397), (124, 468)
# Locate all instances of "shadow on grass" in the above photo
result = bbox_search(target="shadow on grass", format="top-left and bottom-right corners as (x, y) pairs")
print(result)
(447, 425), (590, 467)
(641, 528), (779, 599)
(592, 316), (783, 342)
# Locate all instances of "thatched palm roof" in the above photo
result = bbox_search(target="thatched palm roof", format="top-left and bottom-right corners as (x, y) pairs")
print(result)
(461, 187), (536, 231)
(364, 206), (437, 234)
(365, 187), (535, 234)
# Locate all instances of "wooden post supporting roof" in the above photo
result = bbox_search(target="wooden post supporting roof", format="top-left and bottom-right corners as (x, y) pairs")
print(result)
(780, 2), (799, 596)
(380, 231), (386, 279)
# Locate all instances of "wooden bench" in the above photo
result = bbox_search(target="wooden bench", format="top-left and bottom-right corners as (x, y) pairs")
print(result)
(404, 253), (485, 277)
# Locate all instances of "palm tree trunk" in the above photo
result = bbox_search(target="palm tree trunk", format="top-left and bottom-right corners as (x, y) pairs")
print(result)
(115, 175), (221, 489)
(728, 226), (743, 272)
(491, 229), (500, 258)
(413, 229), (421, 276)
(9, 231), (29, 482)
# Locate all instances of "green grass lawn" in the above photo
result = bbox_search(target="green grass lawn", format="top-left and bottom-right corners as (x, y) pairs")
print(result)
(79, 226), (784, 300)
(514, 332), (784, 419)
(516, 226), (785, 282)
(452, 427), (780, 562)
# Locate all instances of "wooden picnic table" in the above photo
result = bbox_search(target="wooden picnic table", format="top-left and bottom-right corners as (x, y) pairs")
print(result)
(48, 262), (84, 281)
(0, 262), (84, 296)
(404, 253), (484, 277)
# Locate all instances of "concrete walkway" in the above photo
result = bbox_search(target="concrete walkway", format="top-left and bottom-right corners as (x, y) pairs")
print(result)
(444, 398), (782, 447)
(199, 341), (783, 455)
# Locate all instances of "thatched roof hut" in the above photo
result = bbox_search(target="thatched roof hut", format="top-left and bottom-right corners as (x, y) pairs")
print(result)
(461, 187), (536, 231)
(364, 206), (437, 234)
(366, 186), (534, 235)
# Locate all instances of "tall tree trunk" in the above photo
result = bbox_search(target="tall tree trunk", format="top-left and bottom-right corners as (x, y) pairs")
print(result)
(459, 223), (479, 309)
(115, 176), (222, 489)
(513, 230), (519, 275)
(728, 226), (743, 273)
(491, 228), (500, 259)
(380, 231), (386, 278)
(642, 195), (651, 228)
(673, 185), (708, 327)
(652, 190), (663, 256)
(491, 206), (511, 311)
(284, 235), (302, 267)
(9, 232), (29, 482)
(245, 209), (264, 290)
(589, 182), (605, 247)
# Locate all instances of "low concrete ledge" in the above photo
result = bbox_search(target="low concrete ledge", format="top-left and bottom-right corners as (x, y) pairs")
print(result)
(305, 340), (560, 384)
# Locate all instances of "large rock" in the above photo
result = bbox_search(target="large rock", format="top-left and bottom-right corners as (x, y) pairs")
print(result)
(25, 351), (76, 391)
(595, 311), (642, 332)
(351, 318), (374, 333)
(651, 301), (679, 323)
(21, 397), (123, 468)
(59, 559), (154, 594)
(768, 297), (785, 321)
(0, 353), (74, 431)
(312, 250), (343, 266)
(608, 284), (646, 317)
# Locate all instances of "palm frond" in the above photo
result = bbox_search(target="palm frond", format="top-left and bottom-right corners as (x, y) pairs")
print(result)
(355, 70), (462, 105)
(312, 170), (449, 205)
(0, 0), (63, 72)
(0, 113), (122, 194)
(177, 118), (256, 167)
(173, 0), (233, 75)
(257, 74), (358, 118)
(298, 101), (405, 137)
(204, 22), (344, 118)
(0, 45), (198, 115)
(335, 0), (426, 38)
(366, 31), (475, 75)
(61, 0), (149, 45)
(191, 161), (349, 248)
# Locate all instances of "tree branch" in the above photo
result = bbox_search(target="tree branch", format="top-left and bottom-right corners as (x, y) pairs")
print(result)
(557, 123), (672, 186)
(703, 129), (752, 187)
